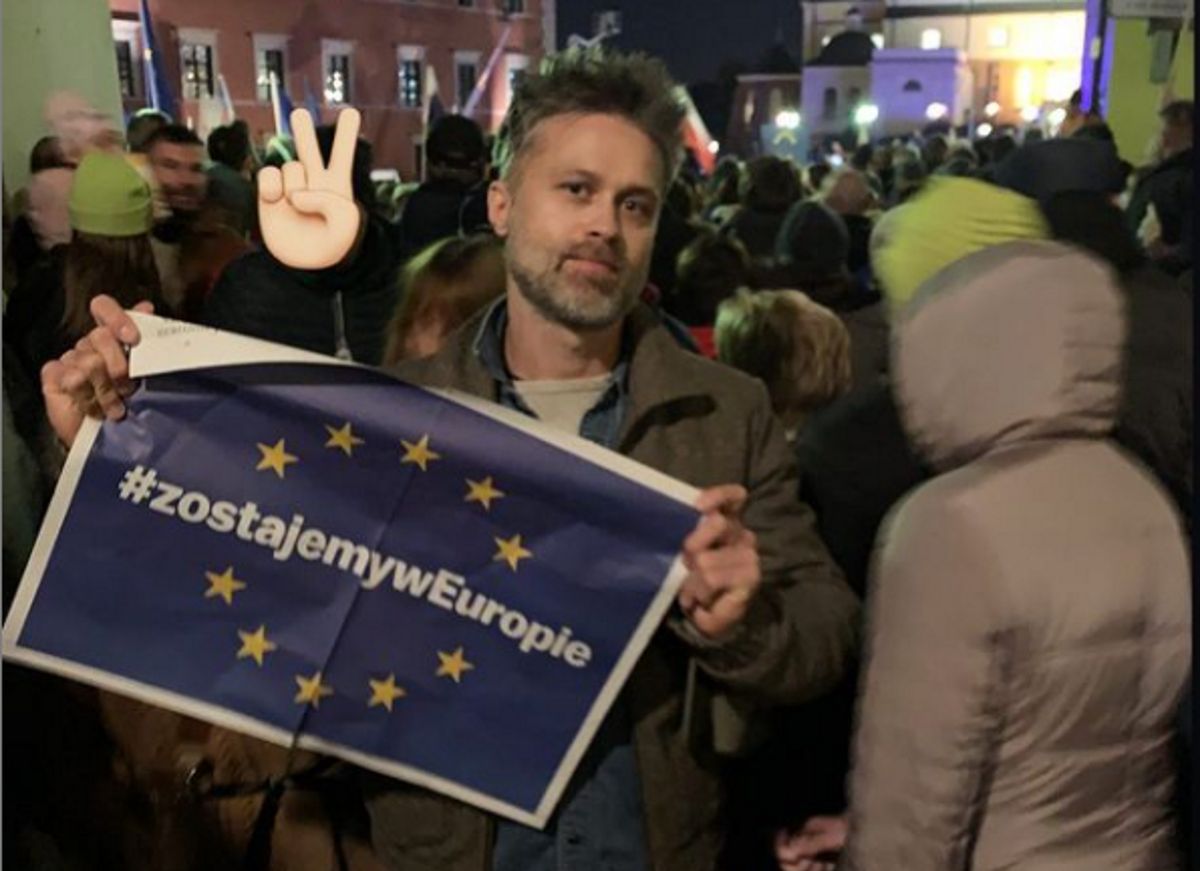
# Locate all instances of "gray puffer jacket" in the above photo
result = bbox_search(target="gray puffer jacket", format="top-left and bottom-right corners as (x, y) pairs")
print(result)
(843, 241), (1191, 870)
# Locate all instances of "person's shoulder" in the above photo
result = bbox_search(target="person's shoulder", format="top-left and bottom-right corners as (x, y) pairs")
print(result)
(637, 330), (773, 414)
(386, 314), (487, 392)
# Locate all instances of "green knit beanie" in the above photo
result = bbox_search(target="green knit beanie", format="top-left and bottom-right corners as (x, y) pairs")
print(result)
(68, 152), (153, 237)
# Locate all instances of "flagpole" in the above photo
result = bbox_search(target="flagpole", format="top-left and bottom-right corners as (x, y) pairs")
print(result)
(217, 73), (235, 124)
(137, 0), (159, 111)
(269, 71), (284, 136)
(462, 23), (513, 118)
(422, 64), (442, 132)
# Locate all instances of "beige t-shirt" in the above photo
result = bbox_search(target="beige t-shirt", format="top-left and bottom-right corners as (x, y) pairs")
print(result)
(512, 372), (614, 434)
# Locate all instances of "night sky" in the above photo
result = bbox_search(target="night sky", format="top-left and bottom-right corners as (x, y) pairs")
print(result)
(556, 0), (805, 87)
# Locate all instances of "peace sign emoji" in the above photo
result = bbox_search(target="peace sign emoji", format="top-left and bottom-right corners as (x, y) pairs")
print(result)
(258, 108), (362, 270)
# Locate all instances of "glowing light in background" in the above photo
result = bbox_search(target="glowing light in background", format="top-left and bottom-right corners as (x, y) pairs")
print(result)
(854, 103), (880, 125)
(775, 110), (801, 130)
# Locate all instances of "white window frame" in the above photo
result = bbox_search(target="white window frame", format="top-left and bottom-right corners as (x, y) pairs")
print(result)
(253, 33), (290, 105)
(397, 45), (426, 109)
(177, 27), (220, 101)
(505, 53), (530, 110)
(453, 50), (482, 111)
(322, 38), (355, 106)
(920, 28), (942, 50)
(112, 19), (144, 99)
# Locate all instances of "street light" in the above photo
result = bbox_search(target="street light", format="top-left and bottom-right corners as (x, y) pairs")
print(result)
(976, 122), (994, 138)
(707, 140), (720, 154)
(1020, 105), (1040, 123)
(775, 109), (801, 130)
(925, 102), (948, 121)
(984, 101), (1001, 118)
(854, 103), (879, 126)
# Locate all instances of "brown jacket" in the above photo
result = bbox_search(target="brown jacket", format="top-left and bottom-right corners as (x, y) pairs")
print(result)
(844, 243), (1191, 870)
(363, 302), (861, 871)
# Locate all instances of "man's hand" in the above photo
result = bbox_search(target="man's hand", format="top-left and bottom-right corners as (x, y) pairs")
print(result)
(41, 296), (151, 448)
(678, 484), (760, 640)
(258, 108), (362, 270)
(774, 815), (848, 871)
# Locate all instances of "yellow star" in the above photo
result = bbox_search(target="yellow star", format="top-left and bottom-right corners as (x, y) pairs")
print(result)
(436, 646), (475, 684)
(236, 625), (278, 667)
(493, 534), (532, 572)
(400, 434), (441, 472)
(294, 671), (334, 707)
(324, 422), (365, 457)
(204, 566), (246, 606)
(465, 476), (505, 511)
(367, 674), (408, 712)
(256, 439), (298, 479)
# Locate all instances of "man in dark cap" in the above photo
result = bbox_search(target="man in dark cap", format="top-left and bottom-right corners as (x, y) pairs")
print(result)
(395, 114), (491, 261)
(774, 200), (888, 392)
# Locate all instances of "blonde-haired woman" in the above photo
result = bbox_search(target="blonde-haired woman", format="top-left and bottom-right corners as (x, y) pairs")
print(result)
(382, 233), (506, 364)
(715, 288), (852, 441)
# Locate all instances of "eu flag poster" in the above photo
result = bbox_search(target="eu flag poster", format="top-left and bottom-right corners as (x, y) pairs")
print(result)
(3, 315), (699, 828)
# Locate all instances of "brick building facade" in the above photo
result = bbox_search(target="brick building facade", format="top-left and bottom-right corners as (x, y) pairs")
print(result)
(108, 0), (556, 178)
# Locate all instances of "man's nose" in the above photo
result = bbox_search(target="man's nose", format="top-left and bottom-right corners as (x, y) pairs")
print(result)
(583, 201), (620, 242)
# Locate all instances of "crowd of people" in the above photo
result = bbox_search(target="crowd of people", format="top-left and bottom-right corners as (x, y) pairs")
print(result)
(2, 45), (1193, 871)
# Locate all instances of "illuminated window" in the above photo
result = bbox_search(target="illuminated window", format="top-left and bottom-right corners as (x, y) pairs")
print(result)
(454, 51), (481, 110)
(323, 39), (354, 105)
(254, 35), (289, 103)
(920, 28), (942, 50)
(1015, 65), (1034, 110)
(506, 54), (530, 110)
(1046, 67), (1079, 102)
(397, 46), (424, 108)
(178, 29), (219, 99)
(823, 87), (838, 121)
(115, 41), (137, 98)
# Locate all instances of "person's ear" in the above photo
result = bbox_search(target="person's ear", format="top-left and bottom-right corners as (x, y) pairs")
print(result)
(488, 179), (512, 239)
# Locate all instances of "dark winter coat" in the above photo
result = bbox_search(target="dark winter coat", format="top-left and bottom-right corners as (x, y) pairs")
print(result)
(204, 214), (400, 365)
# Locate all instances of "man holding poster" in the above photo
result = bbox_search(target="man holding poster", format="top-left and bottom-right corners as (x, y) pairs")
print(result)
(36, 47), (859, 871)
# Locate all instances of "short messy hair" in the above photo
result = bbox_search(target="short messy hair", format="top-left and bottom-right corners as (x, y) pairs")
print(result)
(493, 46), (686, 187)
(716, 289), (852, 427)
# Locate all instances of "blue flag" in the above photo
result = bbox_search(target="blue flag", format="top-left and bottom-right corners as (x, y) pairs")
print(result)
(4, 319), (697, 826)
(303, 77), (322, 126)
(138, 0), (178, 121)
(279, 87), (296, 136)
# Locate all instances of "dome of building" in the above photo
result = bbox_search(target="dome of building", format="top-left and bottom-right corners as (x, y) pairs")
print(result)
(810, 30), (875, 67)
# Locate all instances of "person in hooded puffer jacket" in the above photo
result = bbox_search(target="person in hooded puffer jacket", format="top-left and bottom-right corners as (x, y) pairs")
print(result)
(779, 241), (1190, 871)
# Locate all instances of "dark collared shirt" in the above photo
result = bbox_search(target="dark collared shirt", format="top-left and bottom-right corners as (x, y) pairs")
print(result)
(475, 300), (649, 871)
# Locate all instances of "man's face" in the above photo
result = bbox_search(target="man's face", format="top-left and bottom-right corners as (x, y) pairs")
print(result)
(149, 141), (207, 214)
(488, 113), (664, 332)
(1159, 119), (1191, 160)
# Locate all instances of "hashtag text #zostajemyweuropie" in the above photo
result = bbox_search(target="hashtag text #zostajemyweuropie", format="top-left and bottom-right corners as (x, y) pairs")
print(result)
(116, 465), (594, 668)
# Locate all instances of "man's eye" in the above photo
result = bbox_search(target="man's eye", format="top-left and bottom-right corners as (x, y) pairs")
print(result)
(562, 182), (589, 198)
(623, 198), (652, 217)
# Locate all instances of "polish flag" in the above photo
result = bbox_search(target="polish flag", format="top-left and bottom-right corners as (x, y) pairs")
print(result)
(675, 86), (716, 175)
